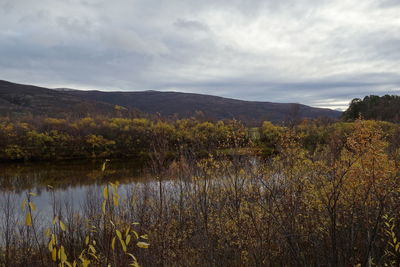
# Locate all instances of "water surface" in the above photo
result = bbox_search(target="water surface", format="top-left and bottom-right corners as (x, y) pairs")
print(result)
(0, 159), (149, 214)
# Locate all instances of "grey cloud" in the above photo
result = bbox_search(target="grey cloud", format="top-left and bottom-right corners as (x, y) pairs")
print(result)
(174, 19), (209, 32)
(376, 0), (400, 8)
(56, 16), (95, 34)
(0, 0), (400, 110)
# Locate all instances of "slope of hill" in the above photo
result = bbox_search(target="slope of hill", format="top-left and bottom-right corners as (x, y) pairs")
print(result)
(0, 80), (120, 117)
(63, 89), (341, 123)
(0, 80), (341, 123)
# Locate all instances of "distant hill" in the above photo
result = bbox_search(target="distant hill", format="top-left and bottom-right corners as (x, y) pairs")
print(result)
(342, 95), (400, 122)
(0, 80), (341, 123)
(0, 80), (120, 117)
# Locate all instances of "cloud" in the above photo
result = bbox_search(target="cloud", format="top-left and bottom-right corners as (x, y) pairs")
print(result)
(174, 19), (209, 32)
(0, 0), (399, 110)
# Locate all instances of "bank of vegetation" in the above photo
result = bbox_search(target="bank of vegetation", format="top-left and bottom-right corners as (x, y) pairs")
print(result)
(1, 118), (400, 266)
(2, 114), (400, 163)
(0, 116), (248, 162)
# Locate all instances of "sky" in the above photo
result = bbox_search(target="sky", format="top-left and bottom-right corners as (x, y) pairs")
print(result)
(1, 0), (400, 110)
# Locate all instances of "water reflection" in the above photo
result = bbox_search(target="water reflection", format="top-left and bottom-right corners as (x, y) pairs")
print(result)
(0, 159), (148, 214)
(0, 156), (259, 215)
(0, 159), (146, 192)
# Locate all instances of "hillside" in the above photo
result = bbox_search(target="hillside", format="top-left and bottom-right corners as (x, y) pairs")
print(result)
(0, 80), (121, 117)
(0, 80), (341, 123)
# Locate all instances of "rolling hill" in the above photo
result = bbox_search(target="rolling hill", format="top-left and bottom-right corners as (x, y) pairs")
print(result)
(0, 80), (341, 123)
(0, 80), (122, 117)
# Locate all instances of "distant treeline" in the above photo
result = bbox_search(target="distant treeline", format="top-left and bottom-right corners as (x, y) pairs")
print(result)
(343, 95), (400, 122)
(3, 114), (400, 162)
(0, 116), (249, 161)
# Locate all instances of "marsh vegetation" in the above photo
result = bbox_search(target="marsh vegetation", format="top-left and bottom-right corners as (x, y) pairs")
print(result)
(1, 118), (400, 266)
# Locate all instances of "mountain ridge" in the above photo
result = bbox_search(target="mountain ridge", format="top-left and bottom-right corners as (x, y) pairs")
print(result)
(0, 80), (341, 124)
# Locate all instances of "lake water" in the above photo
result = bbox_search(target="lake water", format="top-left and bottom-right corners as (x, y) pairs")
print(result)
(0, 159), (151, 215)
(0, 156), (259, 219)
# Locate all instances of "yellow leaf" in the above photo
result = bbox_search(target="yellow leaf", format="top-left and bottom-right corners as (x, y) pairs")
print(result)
(127, 253), (137, 261)
(81, 258), (90, 267)
(137, 241), (150, 248)
(125, 227), (130, 237)
(103, 186), (109, 199)
(88, 244), (96, 254)
(102, 200), (107, 214)
(116, 229), (127, 251)
(60, 245), (67, 263)
(111, 237), (116, 251)
(48, 240), (53, 252)
(85, 236), (90, 245)
(44, 228), (51, 238)
(88, 252), (98, 260)
(102, 162), (107, 172)
(140, 234), (148, 239)
(120, 239), (127, 252)
(60, 221), (66, 231)
(126, 234), (131, 245)
(28, 202), (36, 211)
(113, 196), (119, 207)
(25, 213), (32, 227)
(29, 192), (37, 196)
(132, 230), (139, 239)
(51, 248), (57, 262)
(116, 230), (122, 241)
(51, 234), (56, 244)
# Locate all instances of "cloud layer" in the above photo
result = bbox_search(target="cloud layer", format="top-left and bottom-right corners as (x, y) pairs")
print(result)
(1, 0), (400, 109)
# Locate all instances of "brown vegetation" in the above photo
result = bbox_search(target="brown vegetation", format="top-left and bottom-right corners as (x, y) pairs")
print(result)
(1, 119), (400, 266)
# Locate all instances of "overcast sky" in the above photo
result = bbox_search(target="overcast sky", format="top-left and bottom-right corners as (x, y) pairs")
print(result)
(1, 0), (400, 110)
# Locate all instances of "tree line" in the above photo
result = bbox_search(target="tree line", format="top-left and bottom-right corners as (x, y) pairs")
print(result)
(0, 116), (248, 162)
(3, 114), (400, 163)
(343, 95), (400, 122)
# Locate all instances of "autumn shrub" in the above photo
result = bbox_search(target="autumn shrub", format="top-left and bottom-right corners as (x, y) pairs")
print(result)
(1, 119), (400, 266)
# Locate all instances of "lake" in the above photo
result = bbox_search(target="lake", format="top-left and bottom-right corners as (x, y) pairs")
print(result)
(0, 159), (153, 215)
(0, 155), (259, 223)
